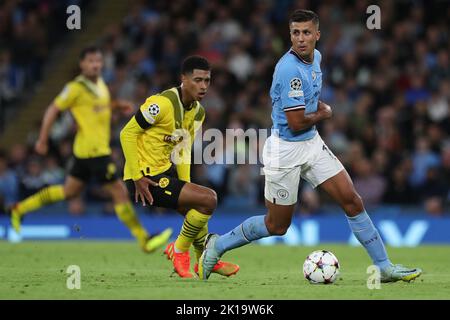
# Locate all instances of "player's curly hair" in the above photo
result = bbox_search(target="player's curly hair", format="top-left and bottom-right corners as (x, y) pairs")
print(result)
(289, 9), (319, 27)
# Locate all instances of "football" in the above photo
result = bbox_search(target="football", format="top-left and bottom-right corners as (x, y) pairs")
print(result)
(303, 250), (340, 284)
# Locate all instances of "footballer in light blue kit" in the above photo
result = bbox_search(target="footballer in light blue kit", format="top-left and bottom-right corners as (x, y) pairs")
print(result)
(270, 47), (322, 142)
(199, 9), (422, 283)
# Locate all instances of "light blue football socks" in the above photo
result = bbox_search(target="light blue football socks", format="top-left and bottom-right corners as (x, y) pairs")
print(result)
(347, 210), (391, 270)
(215, 215), (270, 255)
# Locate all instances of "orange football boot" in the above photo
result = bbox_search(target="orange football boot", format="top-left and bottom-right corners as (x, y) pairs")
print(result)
(164, 242), (239, 277)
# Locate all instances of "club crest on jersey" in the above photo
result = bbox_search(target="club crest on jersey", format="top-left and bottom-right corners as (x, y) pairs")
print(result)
(312, 71), (316, 81)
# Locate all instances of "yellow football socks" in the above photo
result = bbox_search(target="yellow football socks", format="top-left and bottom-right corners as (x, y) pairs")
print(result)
(174, 209), (211, 253)
(114, 202), (149, 247)
(193, 225), (208, 261)
(16, 185), (65, 216)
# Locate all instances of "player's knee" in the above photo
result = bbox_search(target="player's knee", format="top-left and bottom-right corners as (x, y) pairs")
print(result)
(198, 188), (217, 215)
(207, 189), (218, 212)
(63, 187), (79, 200)
(110, 181), (129, 203)
(352, 193), (364, 213)
(270, 225), (289, 236)
(265, 221), (289, 236)
(345, 193), (364, 216)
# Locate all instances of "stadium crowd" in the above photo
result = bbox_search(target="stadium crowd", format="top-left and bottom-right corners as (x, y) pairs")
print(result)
(0, 0), (449, 216)
(0, 0), (90, 130)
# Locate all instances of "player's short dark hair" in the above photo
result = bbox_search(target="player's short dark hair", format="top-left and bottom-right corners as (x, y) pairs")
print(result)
(79, 45), (102, 61)
(181, 55), (210, 75)
(289, 9), (319, 27)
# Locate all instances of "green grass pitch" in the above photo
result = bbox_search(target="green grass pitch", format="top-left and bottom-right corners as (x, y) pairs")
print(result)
(1, 241), (449, 299)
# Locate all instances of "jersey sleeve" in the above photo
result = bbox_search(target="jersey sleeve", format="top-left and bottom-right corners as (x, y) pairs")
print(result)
(279, 65), (306, 112)
(120, 117), (145, 181)
(134, 96), (169, 129)
(54, 82), (78, 110)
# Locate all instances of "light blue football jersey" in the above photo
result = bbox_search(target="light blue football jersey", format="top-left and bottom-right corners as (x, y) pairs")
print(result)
(269, 48), (322, 141)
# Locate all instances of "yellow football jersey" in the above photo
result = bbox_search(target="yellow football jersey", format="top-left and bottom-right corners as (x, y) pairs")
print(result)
(54, 75), (111, 158)
(121, 87), (205, 181)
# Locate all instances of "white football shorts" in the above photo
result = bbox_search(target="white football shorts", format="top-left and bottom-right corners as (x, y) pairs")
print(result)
(262, 132), (344, 205)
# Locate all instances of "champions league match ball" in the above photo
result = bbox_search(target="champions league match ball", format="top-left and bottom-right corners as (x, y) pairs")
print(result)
(303, 250), (340, 284)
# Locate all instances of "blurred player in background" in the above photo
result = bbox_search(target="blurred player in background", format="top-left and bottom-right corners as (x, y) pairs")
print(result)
(199, 9), (422, 282)
(7, 46), (172, 253)
(120, 55), (239, 278)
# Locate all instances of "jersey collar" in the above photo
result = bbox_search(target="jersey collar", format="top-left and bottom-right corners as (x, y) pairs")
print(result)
(176, 86), (196, 110)
(289, 48), (313, 65)
(76, 75), (100, 97)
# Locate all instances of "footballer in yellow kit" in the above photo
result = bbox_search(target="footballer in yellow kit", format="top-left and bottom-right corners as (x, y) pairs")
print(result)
(8, 46), (172, 253)
(54, 74), (112, 160)
(120, 56), (239, 278)
(122, 86), (205, 208)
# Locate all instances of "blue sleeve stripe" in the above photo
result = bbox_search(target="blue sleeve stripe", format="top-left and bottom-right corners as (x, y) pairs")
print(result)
(284, 105), (305, 112)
